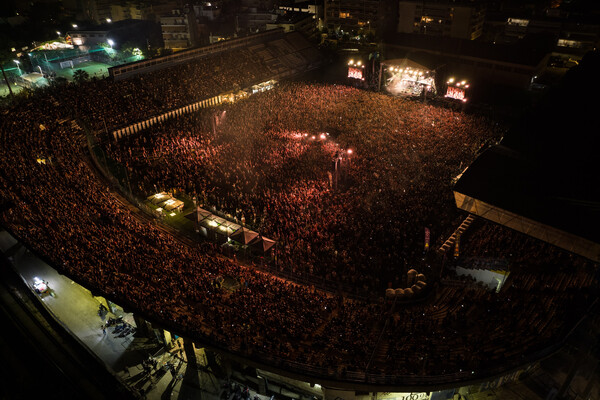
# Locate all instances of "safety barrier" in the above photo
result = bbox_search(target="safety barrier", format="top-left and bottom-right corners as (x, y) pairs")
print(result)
(112, 95), (223, 141)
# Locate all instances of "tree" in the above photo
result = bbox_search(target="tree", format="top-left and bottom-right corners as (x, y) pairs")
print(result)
(72, 69), (89, 84)
(157, 48), (173, 57)
(50, 76), (68, 87)
(142, 46), (158, 59)
(120, 40), (140, 55)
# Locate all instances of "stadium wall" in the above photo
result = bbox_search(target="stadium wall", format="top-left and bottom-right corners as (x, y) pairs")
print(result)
(111, 94), (224, 140)
(110, 68), (302, 141)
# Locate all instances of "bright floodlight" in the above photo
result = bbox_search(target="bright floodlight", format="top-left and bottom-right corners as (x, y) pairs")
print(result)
(107, 39), (114, 46)
(57, 31), (61, 35)
(347, 149), (353, 155)
(13, 59), (20, 64)
(72, 24), (78, 28)
(448, 77), (455, 83)
(106, 18), (112, 23)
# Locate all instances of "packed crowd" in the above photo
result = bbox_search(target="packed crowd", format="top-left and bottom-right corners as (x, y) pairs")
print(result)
(102, 83), (505, 294)
(0, 49), (597, 384)
(22, 46), (279, 134)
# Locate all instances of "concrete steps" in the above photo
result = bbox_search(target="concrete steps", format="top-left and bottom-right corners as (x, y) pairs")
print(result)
(438, 214), (476, 254)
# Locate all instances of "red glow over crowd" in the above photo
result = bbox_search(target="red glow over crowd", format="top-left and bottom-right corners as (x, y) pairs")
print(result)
(0, 49), (597, 385)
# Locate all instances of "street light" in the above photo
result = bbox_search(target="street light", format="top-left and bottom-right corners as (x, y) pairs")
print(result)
(107, 39), (114, 48)
(13, 60), (21, 75)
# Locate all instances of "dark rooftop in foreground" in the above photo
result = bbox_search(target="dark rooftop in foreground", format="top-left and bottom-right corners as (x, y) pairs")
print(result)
(454, 50), (600, 260)
(454, 144), (600, 246)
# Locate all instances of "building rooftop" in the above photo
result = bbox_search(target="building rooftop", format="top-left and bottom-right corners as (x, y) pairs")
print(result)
(68, 19), (153, 33)
(274, 11), (313, 24)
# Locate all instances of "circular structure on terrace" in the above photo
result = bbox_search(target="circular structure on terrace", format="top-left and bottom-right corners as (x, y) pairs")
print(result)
(0, 58), (597, 391)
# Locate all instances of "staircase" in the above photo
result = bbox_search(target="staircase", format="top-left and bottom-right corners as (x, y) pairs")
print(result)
(438, 214), (476, 254)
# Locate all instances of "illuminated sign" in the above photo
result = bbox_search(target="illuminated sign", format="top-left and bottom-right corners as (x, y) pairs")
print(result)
(507, 18), (529, 26)
(379, 393), (431, 400)
(445, 86), (465, 100)
(348, 67), (364, 80)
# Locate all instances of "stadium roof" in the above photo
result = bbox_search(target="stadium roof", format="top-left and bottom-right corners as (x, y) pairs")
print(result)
(454, 51), (600, 262)
(454, 145), (600, 261)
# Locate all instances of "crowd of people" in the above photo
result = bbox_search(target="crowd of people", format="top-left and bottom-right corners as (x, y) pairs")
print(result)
(102, 83), (505, 295)
(0, 46), (597, 385)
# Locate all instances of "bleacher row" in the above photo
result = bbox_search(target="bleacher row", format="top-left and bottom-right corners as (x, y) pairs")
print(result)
(245, 32), (322, 79)
(87, 31), (322, 137)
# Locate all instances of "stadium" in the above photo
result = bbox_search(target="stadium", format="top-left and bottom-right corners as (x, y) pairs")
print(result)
(0, 29), (599, 400)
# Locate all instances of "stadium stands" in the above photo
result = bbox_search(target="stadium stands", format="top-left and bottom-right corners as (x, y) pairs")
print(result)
(0, 35), (597, 389)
